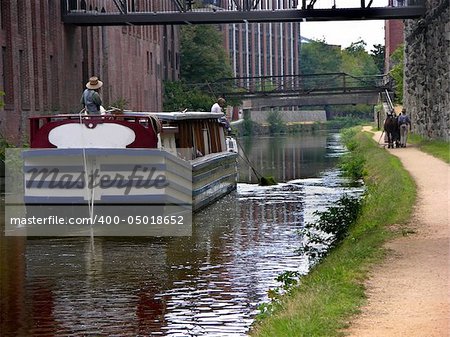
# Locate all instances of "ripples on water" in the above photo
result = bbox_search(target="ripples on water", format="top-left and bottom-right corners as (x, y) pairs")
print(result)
(1, 133), (364, 336)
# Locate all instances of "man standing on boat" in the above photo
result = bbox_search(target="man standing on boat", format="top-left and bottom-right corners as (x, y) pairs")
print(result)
(212, 98), (231, 134)
(211, 97), (226, 114)
(81, 76), (103, 114)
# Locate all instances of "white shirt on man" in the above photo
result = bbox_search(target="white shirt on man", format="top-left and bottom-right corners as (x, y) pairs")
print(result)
(211, 103), (222, 114)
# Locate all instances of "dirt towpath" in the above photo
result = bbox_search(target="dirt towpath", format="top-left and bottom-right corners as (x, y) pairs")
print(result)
(346, 128), (449, 337)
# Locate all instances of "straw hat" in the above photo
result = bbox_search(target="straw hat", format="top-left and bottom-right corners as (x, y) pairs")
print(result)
(86, 76), (103, 90)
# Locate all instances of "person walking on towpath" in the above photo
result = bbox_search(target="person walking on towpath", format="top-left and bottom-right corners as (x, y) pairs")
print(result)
(80, 76), (103, 114)
(398, 108), (411, 147)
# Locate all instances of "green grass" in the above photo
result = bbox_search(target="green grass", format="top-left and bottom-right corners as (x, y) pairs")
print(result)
(407, 133), (450, 163)
(250, 127), (416, 337)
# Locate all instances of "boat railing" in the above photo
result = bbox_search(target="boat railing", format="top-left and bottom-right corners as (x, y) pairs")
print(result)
(29, 113), (160, 149)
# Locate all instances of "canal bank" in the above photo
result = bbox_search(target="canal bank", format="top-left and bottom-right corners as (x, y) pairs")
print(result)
(345, 129), (449, 336)
(251, 127), (418, 337)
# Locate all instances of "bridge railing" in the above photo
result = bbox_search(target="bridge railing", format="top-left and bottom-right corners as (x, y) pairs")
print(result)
(61, 0), (426, 24)
(198, 73), (388, 99)
(62, 0), (426, 14)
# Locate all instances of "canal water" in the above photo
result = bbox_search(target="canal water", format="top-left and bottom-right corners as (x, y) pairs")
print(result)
(1, 131), (363, 337)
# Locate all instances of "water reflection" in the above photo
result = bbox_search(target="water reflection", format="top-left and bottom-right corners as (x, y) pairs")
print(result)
(238, 132), (341, 183)
(1, 132), (363, 336)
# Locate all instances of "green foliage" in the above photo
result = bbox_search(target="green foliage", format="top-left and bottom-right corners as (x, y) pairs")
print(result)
(370, 44), (385, 74)
(256, 271), (301, 320)
(325, 116), (368, 130)
(165, 25), (235, 110)
(242, 117), (254, 136)
(259, 176), (277, 186)
(300, 40), (342, 74)
(257, 80), (277, 92)
(340, 153), (366, 180)
(0, 91), (4, 109)
(163, 81), (215, 111)
(108, 97), (129, 111)
(0, 135), (13, 164)
(327, 104), (375, 122)
(296, 195), (362, 260)
(340, 127), (360, 150)
(345, 40), (367, 54)
(389, 44), (404, 104)
(259, 194), (362, 320)
(266, 111), (286, 135)
(341, 40), (378, 77)
(180, 25), (233, 83)
(339, 128), (367, 180)
(300, 39), (379, 78)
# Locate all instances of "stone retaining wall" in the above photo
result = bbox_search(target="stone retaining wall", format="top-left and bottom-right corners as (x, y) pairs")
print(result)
(249, 110), (327, 124)
(404, 0), (449, 140)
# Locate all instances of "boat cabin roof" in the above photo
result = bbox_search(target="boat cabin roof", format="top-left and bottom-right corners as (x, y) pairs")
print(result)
(129, 111), (224, 121)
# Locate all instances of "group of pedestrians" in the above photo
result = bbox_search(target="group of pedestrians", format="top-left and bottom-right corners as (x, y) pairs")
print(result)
(383, 108), (412, 148)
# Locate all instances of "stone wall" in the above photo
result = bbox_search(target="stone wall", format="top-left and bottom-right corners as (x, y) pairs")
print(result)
(404, 0), (449, 140)
(249, 110), (327, 124)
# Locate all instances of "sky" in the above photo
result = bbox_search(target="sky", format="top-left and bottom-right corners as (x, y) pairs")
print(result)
(300, 20), (385, 51)
(298, 0), (388, 51)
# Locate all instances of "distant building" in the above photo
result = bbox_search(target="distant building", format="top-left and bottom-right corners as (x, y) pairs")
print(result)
(0, 1), (179, 143)
(212, 1), (301, 81)
(385, 1), (405, 72)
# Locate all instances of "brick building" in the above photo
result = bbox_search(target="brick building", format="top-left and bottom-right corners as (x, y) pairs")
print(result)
(385, 1), (405, 72)
(385, 19), (404, 72)
(0, 1), (179, 144)
(215, 0), (301, 85)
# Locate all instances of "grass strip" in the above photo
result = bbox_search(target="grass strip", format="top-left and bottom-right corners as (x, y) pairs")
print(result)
(407, 133), (450, 163)
(250, 127), (417, 337)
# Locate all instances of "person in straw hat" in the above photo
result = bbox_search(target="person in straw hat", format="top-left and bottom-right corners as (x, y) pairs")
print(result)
(80, 76), (103, 114)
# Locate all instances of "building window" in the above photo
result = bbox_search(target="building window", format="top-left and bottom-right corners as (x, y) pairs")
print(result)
(17, 1), (26, 35)
(0, 1), (3, 30)
(19, 50), (30, 110)
(150, 52), (154, 74)
(1, 47), (11, 105)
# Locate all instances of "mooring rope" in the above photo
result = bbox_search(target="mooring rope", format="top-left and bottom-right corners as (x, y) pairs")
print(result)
(78, 109), (96, 228)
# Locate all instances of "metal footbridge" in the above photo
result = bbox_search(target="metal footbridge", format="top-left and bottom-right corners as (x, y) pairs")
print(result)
(194, 72), (391, 107)
(62, 0), (426, 25)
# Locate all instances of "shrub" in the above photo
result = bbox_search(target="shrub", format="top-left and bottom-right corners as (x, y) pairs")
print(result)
(266, 111), (286, 135)
(296, 195), (362, 260)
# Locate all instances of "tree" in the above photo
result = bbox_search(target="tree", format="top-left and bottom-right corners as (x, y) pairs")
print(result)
(370, 44), (385, 74)
(345, 40), (367, 54)
(266, 110), (286, 135)
(180, 25), (233, 83)
(300, 39), (342, 74)
(163, 81), (214, 112)
(299, 38), (381, 118)
(389, 44), (404, 104)
(341, 40), (378, 77)
(163, 25), (235, 111)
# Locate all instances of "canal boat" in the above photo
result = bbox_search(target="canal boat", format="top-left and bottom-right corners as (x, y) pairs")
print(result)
(23, 111), (238, 213)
